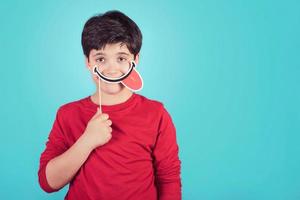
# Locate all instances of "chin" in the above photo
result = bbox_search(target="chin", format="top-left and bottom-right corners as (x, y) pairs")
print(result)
(102, 82), (124, 95)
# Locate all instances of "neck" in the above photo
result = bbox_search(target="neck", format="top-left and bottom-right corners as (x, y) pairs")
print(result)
(91, 87), (133, 106)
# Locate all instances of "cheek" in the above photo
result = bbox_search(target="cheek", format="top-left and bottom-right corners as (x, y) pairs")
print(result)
(93, 74), (98, 80)
(90, 69), (98, 80)
(122, 63), (132, 73)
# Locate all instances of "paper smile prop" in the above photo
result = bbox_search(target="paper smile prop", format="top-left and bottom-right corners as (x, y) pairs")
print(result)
(93, 61), (143, 92)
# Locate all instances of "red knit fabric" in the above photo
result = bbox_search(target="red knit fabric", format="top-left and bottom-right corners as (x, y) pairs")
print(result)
(38, 93), (182, 200)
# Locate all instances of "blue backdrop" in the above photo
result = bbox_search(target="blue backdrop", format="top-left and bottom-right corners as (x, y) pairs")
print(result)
(0, 0), (299, 199)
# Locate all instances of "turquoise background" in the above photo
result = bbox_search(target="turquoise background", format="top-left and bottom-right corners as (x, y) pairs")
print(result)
(0, 0), (299, 199)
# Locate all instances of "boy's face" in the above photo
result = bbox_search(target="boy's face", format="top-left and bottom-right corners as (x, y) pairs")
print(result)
(85, 42), (139, 95)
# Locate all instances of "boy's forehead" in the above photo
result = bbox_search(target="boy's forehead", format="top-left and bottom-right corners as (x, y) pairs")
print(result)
(91, 43), (131, 57)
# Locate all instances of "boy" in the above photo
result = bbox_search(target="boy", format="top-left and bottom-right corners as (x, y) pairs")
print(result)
(38, 10), (182, 200)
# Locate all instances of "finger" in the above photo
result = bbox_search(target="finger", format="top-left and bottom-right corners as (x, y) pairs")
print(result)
(99, 113), (109, 121)
(108, 127), (113, 132)
(105, 120), (112, 126)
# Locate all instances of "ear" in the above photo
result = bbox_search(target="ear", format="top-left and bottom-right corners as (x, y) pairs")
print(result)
(134, 54), (140, 65)
(85, 56), (91, 70)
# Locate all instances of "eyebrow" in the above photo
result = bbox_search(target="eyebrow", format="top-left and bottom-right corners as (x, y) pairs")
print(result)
(93, 52), (130, 57)
(93, 52), (105, 57)
(117, 52), (130, 56)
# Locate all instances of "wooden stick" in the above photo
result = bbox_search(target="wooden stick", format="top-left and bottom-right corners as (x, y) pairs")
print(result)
(98, 77), (102, 113)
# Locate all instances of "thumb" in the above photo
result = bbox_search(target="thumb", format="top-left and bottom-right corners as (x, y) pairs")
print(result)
(91, 107), (102, 119)
(97, 106), (102, 114)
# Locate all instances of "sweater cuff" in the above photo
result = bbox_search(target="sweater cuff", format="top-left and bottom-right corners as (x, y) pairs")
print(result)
(38, 165), (60, 193)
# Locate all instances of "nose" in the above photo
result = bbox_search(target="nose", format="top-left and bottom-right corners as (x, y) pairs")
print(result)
(102, 60), (124, 75)
(101, 60), (121, 71)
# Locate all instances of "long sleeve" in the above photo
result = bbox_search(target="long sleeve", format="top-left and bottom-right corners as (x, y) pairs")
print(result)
(152, 106), (182, 200)
(38, 107), (69, 193)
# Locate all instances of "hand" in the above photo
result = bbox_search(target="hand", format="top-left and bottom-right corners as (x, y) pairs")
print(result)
(82, 107), (113, 150)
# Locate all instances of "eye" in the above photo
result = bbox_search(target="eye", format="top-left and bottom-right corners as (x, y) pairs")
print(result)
(118, 57), (127, 62)
(96, 57), (105, 62)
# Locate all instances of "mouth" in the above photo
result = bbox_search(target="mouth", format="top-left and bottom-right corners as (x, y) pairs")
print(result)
(104, 71), (123, 78)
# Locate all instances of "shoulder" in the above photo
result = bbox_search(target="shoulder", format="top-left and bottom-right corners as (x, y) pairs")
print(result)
(136, 94), (171, 118)
(136, 94), (175, 132)
(136, 94), (165, 111)
(56, 96), (87, 117)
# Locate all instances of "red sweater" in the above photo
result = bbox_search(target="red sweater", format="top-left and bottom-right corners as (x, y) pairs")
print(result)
(38, 93), (182, 200)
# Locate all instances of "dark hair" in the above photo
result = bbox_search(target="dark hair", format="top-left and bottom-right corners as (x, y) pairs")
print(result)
(81, 10), (142, 59)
